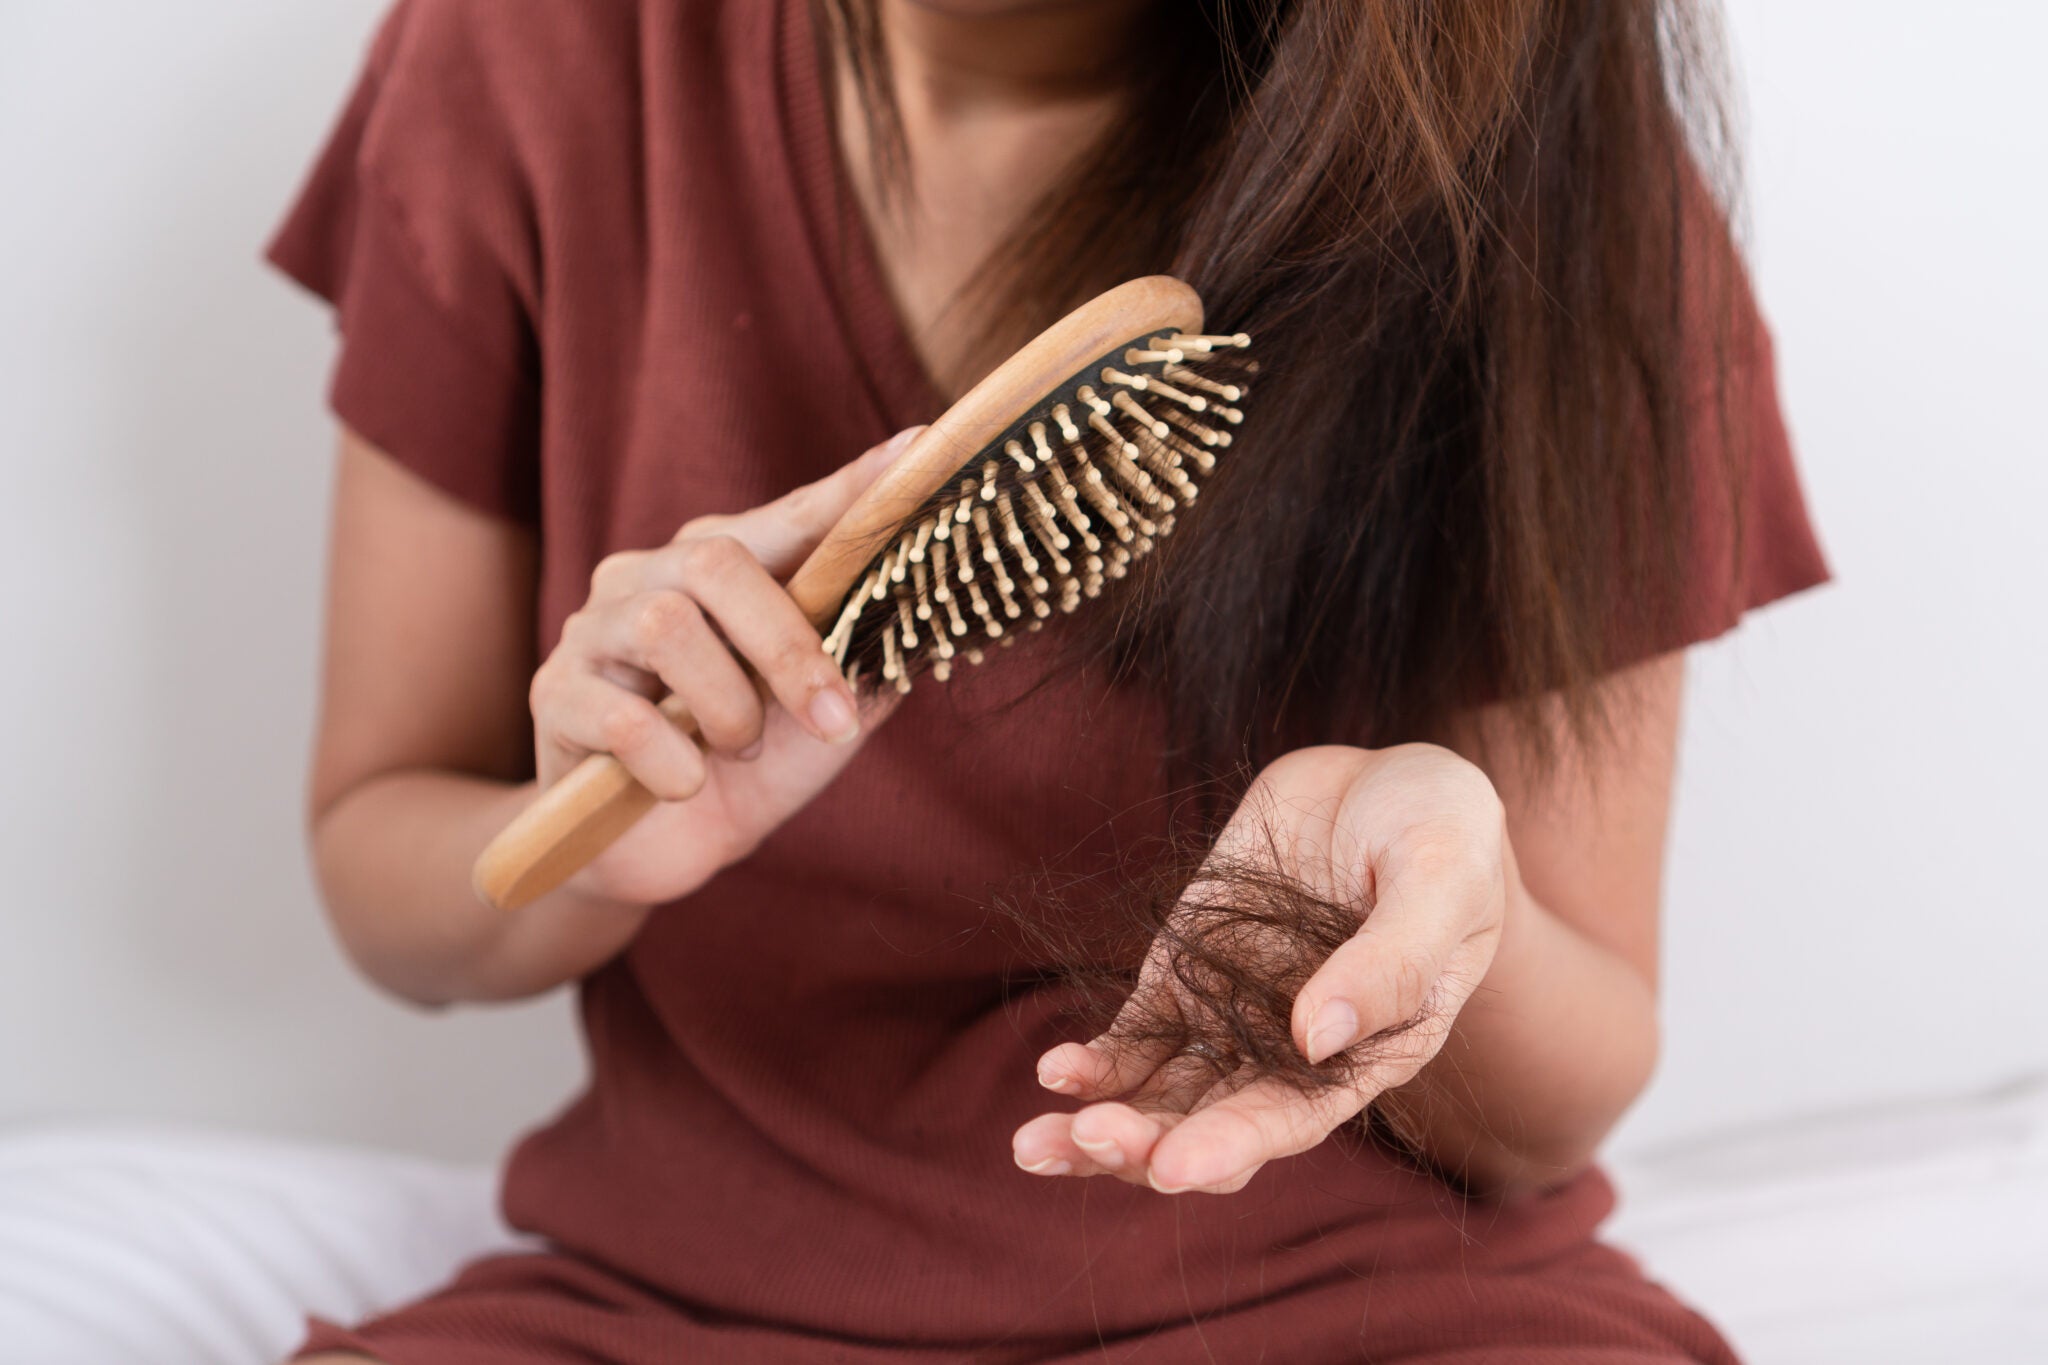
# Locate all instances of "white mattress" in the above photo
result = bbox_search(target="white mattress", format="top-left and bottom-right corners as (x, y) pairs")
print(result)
(1, 1081), (2042, 1364)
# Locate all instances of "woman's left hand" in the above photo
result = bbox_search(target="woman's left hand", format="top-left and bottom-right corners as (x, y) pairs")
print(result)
(1012, 743), (1518, 1195)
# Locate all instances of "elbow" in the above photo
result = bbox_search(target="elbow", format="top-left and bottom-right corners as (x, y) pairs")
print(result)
(1452, 1012), (1663, 1201)
(1461, 1135), (1609, 1201)
(1449, 1130), (1613, 1202)
(367, 973), (461, 1013)
(318, 886), (461, 1012)
(1532, 1006), (1661, 1190)
(1598, 994), (1662, 1146)
(1441, 1129), (1600, 1200)
(307, 808), (463, 1013)
(325, 914), (465, 1012)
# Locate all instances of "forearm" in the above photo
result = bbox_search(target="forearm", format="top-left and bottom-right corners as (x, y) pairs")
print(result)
(1374, 875), (1658, 1197)
(311, 770), (650, 1006)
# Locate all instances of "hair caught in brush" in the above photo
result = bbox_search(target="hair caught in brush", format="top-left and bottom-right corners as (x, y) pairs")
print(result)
(993, 783), (1430, 1110)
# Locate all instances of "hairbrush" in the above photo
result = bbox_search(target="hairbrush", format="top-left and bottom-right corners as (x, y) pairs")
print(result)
(472, 275), (1250, 910)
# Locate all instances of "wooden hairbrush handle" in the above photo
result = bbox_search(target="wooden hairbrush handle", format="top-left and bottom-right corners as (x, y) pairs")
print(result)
(472, 276), (1214, 911)
(470, 691), (692, 912)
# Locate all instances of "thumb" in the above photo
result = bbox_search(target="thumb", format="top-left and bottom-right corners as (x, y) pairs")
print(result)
(724, 426), (927, 576)
(850, 424), (927, 486)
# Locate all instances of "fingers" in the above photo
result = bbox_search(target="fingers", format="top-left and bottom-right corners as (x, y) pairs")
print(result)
(1036, 1032), (1177, 1101)
(628, 534), (859, 744)
(1291, 915), (1453, 1065)
(1036, 928), (1196, 1099)
(1016, 745), (1515, 1197)
(596, 427), (924, 749)
(1142, 1074), (1365, 1194)
(1018, 1020), (1450, 1195)
(1025, 999), (1255, 1188)
(1013, 1060), (1265, 1190)
(1290, 847), (1497, 1064)
(1014, 1100), (1204, 1186)
(1154, 1004), (1459, 1193)
(539, 429), (928, 781)
(1012, 1103), (1170, 1181)
(592, 589), (765, 753)
(534, 669), (707, 802)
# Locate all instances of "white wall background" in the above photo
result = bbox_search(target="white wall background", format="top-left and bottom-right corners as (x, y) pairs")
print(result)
(0, 1), (2041, 1165)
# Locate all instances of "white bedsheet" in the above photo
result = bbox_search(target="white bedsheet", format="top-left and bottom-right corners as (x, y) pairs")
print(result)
(1604, 1078), (2048, 1363)
(0, 1081), (2041, 1364)
(0, 1130), (522, 1364)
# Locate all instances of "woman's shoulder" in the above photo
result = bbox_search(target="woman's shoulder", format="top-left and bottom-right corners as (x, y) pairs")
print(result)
(338, 0), (751, 287)
(352, 0), (766, 218)
(269, 0), (799, 527)
(361, 0), (649, 143)
(368, 0), (744, 87)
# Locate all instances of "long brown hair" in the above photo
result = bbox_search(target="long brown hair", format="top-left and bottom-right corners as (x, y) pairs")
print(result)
(825, 0), (1751, 784)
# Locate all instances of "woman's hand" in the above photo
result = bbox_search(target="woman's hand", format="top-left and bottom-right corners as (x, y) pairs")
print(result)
(532, 427), (923, 909)
(1012, 743), (1516, 1195)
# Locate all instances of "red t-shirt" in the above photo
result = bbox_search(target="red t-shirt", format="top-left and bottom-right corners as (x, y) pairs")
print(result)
(267, 1), (1827, 1360)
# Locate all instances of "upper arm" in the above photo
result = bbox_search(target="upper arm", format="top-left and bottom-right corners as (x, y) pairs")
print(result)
(1441, 651), (1687, 989)
(308, 425), (539, 825)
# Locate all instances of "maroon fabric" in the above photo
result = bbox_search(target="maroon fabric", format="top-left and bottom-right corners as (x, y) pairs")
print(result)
(266, 1), (1826, 1360)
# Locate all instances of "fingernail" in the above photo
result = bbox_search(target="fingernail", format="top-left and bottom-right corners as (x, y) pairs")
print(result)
(1305, 999), (1359, 1065)
(1147, 1168), (1193, 1195)
(1037, 1064), (1075, 1094)
(881, 425), (925, 462)
(737, 739), (764, 761)
(1071, 1134), (1124, 1170)
(809, 687), (860, 743)
(1148, 1139), (1231, 1194)
(1016, 1153), (1070, 1176)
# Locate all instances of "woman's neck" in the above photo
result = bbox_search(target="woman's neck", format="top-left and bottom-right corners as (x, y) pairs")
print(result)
(878, 0), (1157, 114)
(840, 1), (1156, 397)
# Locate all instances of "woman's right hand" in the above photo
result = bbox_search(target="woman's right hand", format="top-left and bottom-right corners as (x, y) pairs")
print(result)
(529, 427), (922, 909)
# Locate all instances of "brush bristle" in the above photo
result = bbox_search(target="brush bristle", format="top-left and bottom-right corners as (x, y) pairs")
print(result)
(823, 331), (1253, 694)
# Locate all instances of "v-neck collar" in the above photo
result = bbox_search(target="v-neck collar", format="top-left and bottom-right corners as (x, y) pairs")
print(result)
(771, 0), (945, 436)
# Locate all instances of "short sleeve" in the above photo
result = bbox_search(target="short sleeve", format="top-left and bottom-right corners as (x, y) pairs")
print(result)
(265, 0), (542, 525)
(1630, 172), (1831, 663)
(1683, 293), (1830, 637)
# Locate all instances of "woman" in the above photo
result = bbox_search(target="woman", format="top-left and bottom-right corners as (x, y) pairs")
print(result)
(270, 0), (1827, 1359)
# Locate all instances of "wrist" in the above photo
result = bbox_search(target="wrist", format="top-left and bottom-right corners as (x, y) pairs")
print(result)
(454, 881), (654, 1002)
(454, 783), (660, 1000)
(1477, 850), (1538, 997)
(559, 863), (665, 914)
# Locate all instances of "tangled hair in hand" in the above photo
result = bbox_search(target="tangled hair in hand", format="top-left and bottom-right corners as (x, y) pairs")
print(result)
(994, 790), (1429, 1106)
